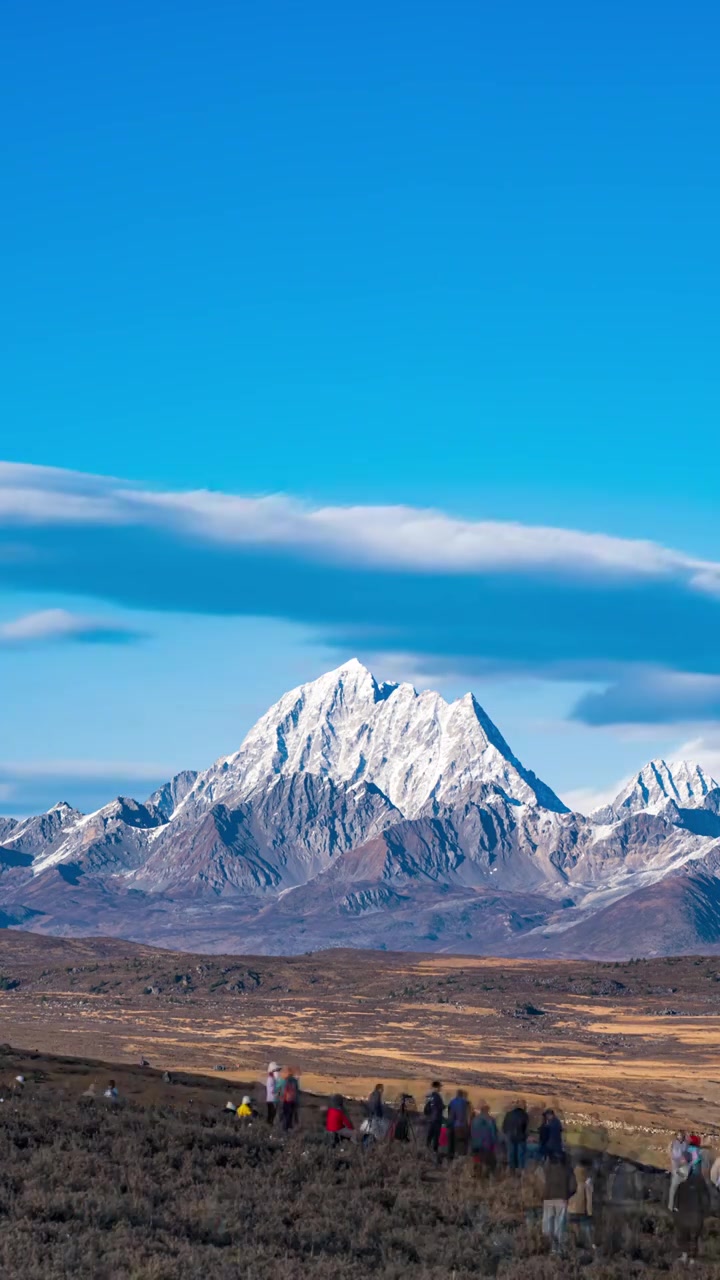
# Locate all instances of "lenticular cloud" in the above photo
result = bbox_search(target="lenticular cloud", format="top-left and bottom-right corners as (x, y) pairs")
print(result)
(0, 460), (719, 587)
(1, 461), (719, 720)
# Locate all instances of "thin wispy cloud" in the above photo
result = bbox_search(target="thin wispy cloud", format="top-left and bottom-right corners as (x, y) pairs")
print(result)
(0, 608), (143, 647)
(561, 782), (625, 816)
(1, 463), (720, 726)
(0, 759), (176, 818)
(670, 732), (720, 786)
(0, 461), (719, 587)
(572, 669), (720, 726)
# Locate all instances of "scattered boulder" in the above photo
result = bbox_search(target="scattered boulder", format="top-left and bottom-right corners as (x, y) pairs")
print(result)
(513, 1003), (545, 1018)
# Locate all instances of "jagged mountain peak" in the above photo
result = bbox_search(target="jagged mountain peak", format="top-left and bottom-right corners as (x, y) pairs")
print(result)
(147, 769), (199, 821)
(5, 660), (720, 956)
(592, 758), (719, 824)
(175, 659), (567, 819)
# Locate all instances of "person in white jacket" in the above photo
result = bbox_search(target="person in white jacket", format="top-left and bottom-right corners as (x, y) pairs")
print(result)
(265, 1062), (280, 1125)
(669, 1131), (688, 1210)
(710, 1153), (720, 1189)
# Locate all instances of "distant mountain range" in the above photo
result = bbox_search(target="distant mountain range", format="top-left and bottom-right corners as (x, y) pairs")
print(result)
(2, 659), (720, 958)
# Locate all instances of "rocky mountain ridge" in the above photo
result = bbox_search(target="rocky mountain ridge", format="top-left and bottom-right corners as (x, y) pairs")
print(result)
(1, 661), (719, 958)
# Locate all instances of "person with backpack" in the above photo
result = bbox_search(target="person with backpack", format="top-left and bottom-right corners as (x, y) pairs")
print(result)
(424, 1081), (444, 1156)
(471, 1101), (498, 1177)
(280, 1067), (300, 1131)
(502, 1098), (529, 1172)
(447, 1088), (471, 1159)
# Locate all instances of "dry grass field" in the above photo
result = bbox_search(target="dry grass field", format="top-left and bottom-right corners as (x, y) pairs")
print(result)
(0, 1044), (718, 1280)
(0, 934), (719, 1166)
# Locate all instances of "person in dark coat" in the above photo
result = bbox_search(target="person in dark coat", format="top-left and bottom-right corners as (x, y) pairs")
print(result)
(424, 1081), (444, 1156)
(675, 1159), (711, 1262)
(502, 1098), (529, 1171)
(446, 1088), (470, 1159)
(542, 1152), (577, 1253)
(366, 1083), (384, 1119)
(539, 1108), (564, 1160)
(390, 1094), (413, 1142)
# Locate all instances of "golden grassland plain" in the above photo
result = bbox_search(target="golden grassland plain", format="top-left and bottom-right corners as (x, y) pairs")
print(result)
(0, 933), (719, 1163)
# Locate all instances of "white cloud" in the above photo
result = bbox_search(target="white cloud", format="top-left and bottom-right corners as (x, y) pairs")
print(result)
(0, 760), (174, 780)
(669, 732), (720, 785)
(564, 739), (720, 815)
(0, 758), (175, 817)
(562, 779), (629, 816)
(1, 462), (720, 710)
(0, 460), (719, 588)
(0, 608), (141, 647)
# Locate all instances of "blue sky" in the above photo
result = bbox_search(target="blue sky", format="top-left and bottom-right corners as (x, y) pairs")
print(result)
(2, 1), (720, 815)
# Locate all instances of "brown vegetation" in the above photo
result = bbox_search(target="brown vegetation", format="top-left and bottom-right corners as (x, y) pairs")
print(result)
(0, 1066), (718, 1280)
(1, 935), (720, 1165)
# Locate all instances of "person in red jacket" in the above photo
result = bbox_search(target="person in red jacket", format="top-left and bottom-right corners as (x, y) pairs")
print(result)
(325, 1094), (355, 1143)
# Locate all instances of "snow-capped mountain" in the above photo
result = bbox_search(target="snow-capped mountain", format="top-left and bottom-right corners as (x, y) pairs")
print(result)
(0, 801), (83, 860)
(591, 759), (719, 825)
(172, 658), (567, 820)
(1, 662), (720, 959)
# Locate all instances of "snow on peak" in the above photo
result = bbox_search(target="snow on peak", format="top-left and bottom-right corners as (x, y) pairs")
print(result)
(592, 758), (719, 823)
(175, 659), (567, 819)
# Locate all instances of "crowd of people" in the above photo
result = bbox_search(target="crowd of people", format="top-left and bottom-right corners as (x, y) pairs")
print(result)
(231, 1067), (720, 1264)
(227, 1061), (302, 1128)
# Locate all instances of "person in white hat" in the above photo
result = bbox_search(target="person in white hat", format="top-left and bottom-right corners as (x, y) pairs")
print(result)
(266, 1062), (280, 1125)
